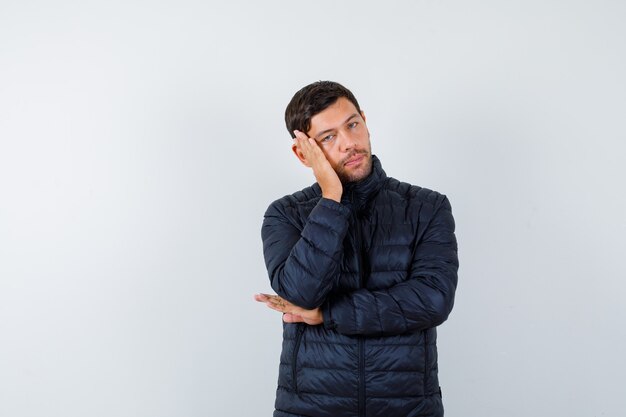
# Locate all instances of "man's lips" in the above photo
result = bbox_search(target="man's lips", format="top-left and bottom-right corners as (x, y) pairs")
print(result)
(344, 154), (366, 167)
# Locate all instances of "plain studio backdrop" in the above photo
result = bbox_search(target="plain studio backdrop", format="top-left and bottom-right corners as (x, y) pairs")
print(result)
(1, 1), (625, 416)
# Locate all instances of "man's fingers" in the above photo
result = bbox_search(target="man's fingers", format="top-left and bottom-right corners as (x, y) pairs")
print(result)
(255, 293), (292, 313)
(254, 293), (274, 303)
(255, 293), (310, 321)
(293, 131), (309, 148)
(267, 302), (301, 317)
(254, 293), (283, 303)
(293, 131), (321, 155)
(293, 130), (309, 141)
(266, 303), (285, 313)
(259, 295), (294, 313)
(265, 295), (291, 310)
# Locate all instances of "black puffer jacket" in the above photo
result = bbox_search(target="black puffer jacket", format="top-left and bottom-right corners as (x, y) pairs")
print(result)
(262, 155), (458, 417)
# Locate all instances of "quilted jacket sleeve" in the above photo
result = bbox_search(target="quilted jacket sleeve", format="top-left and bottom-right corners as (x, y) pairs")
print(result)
(321, 195), (459, 336)
(262, 197), (352, 310)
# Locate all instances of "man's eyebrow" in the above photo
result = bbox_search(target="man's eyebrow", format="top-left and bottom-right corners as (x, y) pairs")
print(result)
(314, 113), (359, 139)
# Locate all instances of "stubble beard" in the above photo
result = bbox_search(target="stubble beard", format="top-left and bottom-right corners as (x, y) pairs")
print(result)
(335, 149), (373, 183)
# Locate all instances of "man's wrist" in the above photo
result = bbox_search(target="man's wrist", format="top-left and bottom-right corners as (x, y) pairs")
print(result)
(322, 190), (342, 202)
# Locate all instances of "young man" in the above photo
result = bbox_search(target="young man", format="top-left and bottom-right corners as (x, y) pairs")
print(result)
(255, 81), (459, 417)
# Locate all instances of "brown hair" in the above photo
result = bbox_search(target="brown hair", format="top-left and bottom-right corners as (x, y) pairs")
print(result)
(285, 81), (362, 139)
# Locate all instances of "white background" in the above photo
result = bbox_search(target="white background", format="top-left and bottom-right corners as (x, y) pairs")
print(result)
(1, 1), (625, 416)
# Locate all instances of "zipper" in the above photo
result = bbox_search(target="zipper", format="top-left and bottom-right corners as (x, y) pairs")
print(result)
(352, 190), (366, 417)
(423, 329), (430, 395)
(292, 323), (305, 394)
(358, 336), (365, 416)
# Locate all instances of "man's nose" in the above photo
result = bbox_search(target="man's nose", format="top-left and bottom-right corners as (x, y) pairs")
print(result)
(338, 130), (357, 152)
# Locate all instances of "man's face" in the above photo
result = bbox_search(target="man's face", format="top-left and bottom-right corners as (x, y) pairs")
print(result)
(306, 97), (373, 183)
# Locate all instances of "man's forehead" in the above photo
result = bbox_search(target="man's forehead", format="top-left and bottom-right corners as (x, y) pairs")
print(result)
(308, 97), (360, 136)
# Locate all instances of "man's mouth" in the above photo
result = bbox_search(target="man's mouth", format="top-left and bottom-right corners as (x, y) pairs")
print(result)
(344, 153), (366, 167)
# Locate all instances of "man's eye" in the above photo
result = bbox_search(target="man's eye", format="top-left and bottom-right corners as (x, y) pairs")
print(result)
(320, 134), (335, 143)
(348, 122), (358, 129)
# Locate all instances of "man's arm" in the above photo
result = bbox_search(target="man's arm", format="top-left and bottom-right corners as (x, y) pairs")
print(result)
(261, 131), (347, 309)
(321, 195), (459, 336)
(262, 197), (350, 309)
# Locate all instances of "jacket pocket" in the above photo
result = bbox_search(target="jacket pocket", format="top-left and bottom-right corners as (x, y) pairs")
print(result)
(292, 323), (305, 394)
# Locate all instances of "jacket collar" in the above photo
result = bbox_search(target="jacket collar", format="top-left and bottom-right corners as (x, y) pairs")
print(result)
(340, 154), (386, 211)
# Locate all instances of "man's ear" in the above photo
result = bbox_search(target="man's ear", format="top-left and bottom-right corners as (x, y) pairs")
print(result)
(291, 142), (312, 167)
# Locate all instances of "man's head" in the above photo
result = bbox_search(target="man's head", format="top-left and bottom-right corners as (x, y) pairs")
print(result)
(285, 81), (373, 183)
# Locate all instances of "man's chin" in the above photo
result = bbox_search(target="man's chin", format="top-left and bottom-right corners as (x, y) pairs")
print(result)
(339, 156), (373, 183)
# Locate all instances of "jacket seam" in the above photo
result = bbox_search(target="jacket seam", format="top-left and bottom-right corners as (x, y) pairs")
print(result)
(300, 234), (340, 261)
(305, 218), (343, 238)
(290, 256), (316, 280)
(386, 289), (409, 332)
(279, 340), (355, 347)
(373, 294), (384, 333)
(278, 386), (438, 400)
(297, 364), (424, 373)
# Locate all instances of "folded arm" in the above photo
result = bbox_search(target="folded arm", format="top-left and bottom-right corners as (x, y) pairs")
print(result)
(322, 196), (459, 336)
(262, 197), (351, 310)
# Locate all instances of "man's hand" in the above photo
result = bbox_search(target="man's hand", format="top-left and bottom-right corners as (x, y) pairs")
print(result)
(293, 130), (342, 202)
(254, 293), (323, 325)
